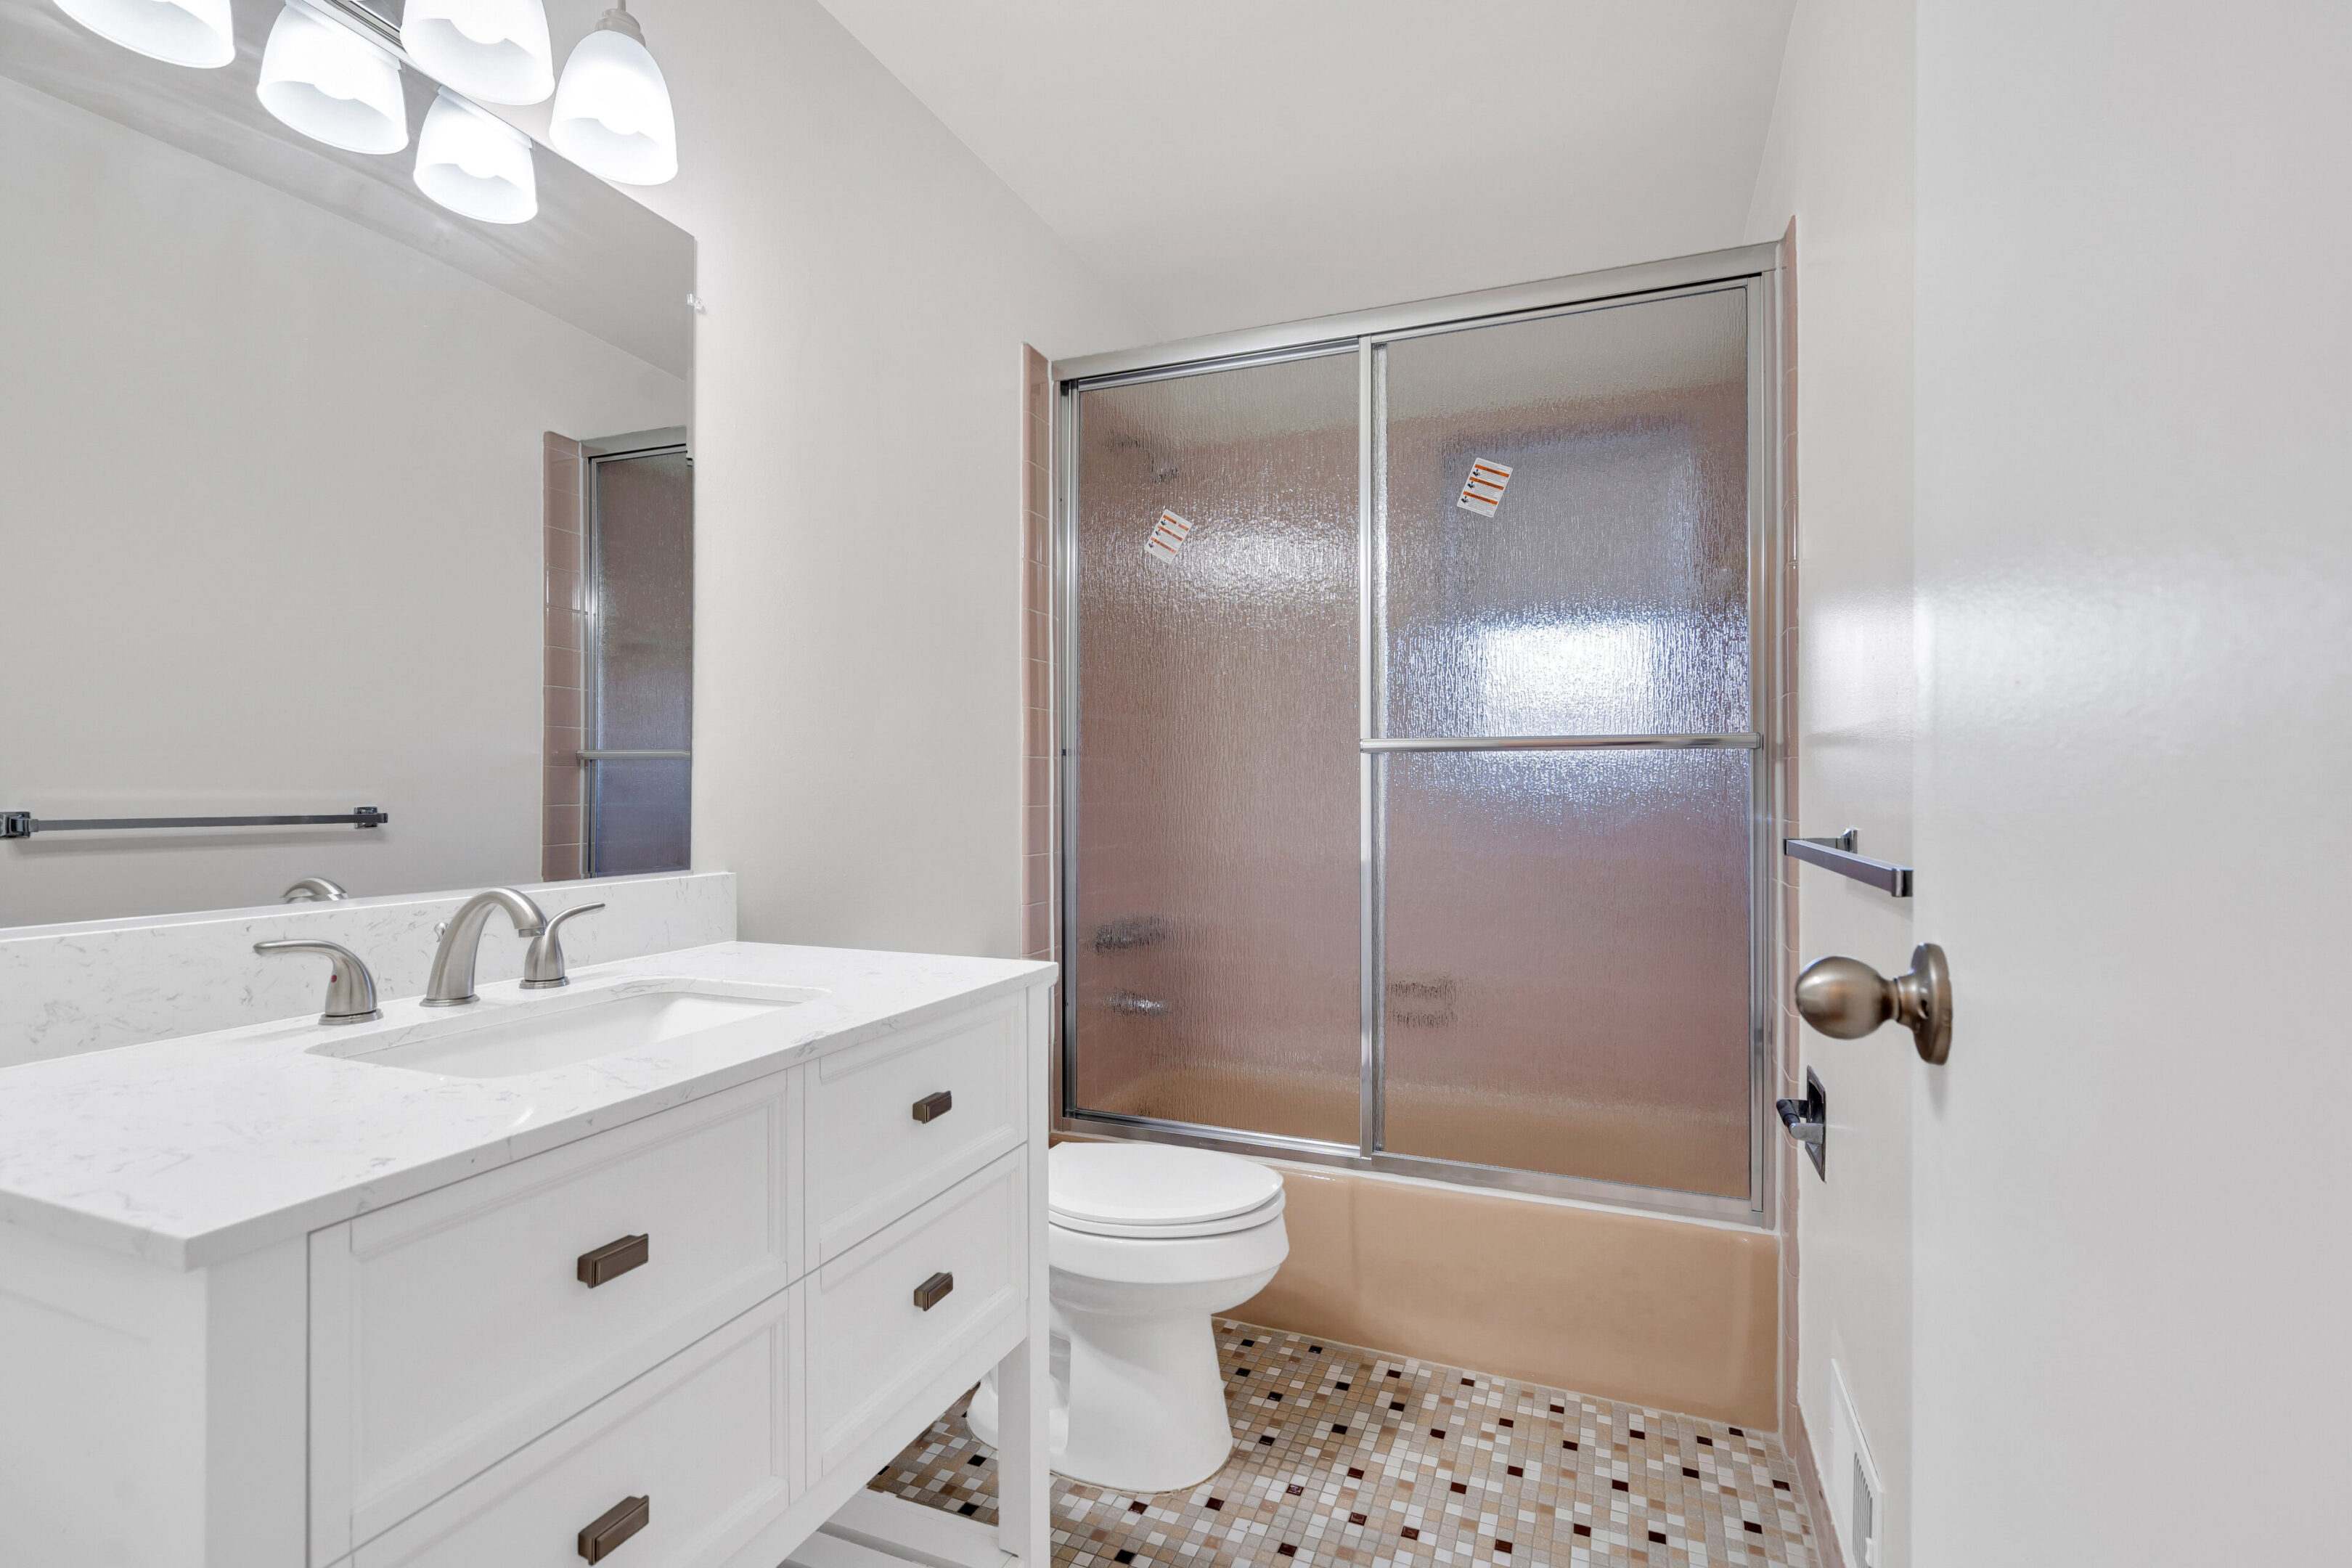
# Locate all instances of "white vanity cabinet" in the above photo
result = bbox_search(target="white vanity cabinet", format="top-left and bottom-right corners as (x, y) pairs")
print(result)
(0, 960), (1055, 1568)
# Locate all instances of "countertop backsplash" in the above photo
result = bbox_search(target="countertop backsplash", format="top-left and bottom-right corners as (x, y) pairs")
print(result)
(0, 870), (736, 1070)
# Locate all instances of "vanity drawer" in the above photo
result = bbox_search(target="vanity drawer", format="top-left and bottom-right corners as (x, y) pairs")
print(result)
(348, 1283), (804, 1568)
(311, 1071), (804, 1562)
(807, 995), (1024, 1262)
(809, 1146), (1027, 1477)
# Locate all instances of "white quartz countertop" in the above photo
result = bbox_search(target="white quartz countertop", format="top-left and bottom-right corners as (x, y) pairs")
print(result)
(0, 942), (1054, 1270)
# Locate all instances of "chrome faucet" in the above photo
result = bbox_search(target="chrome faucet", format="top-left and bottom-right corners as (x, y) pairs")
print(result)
(254, 939), (380, 1024)
(282, 876), (349, 902)
(422, 888), (547, 1007)
(521, 902), (605, 989)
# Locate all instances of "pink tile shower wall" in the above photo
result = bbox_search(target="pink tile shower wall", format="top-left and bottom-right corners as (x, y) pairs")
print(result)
(1021, 348), (1055, 965)
(544, 433), (587, 883)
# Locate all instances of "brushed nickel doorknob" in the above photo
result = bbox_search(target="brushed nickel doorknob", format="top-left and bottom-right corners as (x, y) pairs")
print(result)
(1794, 943), (1952, 1064)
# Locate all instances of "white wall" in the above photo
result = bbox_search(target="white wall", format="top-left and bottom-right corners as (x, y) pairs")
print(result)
(1908, 2), (2349, 1564)
(810, 0), (1796, 343)
(0, 76), (685, 927)
(1753, 3), (2352, 1564)
(582, 0), (1145, 957)
(1743, 4), (1919, 1561)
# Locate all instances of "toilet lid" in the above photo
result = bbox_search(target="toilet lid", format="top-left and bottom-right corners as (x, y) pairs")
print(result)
(1050, 1143), (1286, 1234)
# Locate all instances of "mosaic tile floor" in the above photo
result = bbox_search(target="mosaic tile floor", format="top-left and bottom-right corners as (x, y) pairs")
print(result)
(870, 1320), (1816, 1568)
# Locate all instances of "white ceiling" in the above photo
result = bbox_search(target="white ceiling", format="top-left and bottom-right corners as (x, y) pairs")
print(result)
(816, 1), (1795, 344)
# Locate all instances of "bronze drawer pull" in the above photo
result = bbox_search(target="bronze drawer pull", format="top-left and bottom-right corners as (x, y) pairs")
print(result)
(913, 1270), (955, 1311)
(577, 1234), (650, 1288)
(912, 1090), (953, 1123)
(578, 1494), (649, 1562)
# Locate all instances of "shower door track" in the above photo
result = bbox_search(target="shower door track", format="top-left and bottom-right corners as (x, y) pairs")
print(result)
(1053, 242), (1786, 1230)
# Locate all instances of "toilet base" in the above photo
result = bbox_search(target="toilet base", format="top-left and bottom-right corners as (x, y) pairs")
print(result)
(968, 1303), (1238, 1495)
(968, 1217), (1286, 1494)
(1061, 1297), (1241, 1493)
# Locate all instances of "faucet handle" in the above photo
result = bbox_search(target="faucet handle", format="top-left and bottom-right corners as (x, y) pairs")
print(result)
(521, 902), (605, 990)
(255, 939), (381, 1025)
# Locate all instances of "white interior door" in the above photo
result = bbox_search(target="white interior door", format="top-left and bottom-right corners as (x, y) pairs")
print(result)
(1775, 8), (2350, 1566)
(1791, 8), (2352, 1567)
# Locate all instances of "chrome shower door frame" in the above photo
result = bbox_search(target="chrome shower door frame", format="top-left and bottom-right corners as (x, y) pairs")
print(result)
(1054, 242), (1786, 1228)
(580, 429), (693, 879)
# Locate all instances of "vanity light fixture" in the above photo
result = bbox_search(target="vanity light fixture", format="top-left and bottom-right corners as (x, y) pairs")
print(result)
(413, 86), (536, 224)
(400, 0), (554, 105)
(52, 0), (234, 68)
(256, 0), (407, 155)
(549, 1), (677, 185)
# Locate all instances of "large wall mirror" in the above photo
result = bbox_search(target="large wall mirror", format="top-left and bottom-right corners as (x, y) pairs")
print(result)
(0, 0), (694, 927)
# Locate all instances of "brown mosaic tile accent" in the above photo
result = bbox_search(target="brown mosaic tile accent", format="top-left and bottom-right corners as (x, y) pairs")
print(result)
(871, 1320), (1817, 1568)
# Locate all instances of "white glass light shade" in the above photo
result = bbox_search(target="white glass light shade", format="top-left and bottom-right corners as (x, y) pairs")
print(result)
(413, 87), (536, 224)
(550, 22), (676, 184)
(53, 0), (234, 68)
(257, 1), (407, 155)
(400, 0), (554, 105)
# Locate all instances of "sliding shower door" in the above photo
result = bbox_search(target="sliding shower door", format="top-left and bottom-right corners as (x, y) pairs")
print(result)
(1064, 352), (1363, 1145)
(1062, 258), (1777, 1218)
(1373, 288), (1760, 1200)
(584, 444), (693, 876)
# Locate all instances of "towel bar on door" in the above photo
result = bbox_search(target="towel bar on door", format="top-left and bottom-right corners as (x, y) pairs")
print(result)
(1783, 829), (1914, 897)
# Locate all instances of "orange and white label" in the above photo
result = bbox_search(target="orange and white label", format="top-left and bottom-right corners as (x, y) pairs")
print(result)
(1456, 458), (1512, 517)
(1145, 509), (1193, 563)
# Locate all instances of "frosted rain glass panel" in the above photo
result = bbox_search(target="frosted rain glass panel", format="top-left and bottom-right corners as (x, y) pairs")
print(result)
(1382, 748), (1752, 1196)
(1381, 288), (1750, 739)
(1070, 353), (1360, 1145)
(591, 449), (692, 875)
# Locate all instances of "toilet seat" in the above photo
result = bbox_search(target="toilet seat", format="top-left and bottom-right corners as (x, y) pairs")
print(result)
(1050, 1186), (1286, 1238)
(1048, 1142), (1287, 1238)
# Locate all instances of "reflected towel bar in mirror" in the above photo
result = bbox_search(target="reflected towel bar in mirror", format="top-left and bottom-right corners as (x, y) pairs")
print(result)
(1, 807), (387, 838)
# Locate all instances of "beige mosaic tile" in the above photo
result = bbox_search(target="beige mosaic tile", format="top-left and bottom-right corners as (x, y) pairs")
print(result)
(870, 1320), (1817, 1568)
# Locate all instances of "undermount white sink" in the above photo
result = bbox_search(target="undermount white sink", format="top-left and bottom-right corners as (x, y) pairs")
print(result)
(309, 977), (825, 1079)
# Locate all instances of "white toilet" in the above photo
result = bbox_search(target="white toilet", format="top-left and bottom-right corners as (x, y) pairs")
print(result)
(968, 1141), (1289, 1493)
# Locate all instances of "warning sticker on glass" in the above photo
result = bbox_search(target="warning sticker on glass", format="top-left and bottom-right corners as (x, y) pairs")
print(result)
(1455, 459), (1513, 517)
(1145, 509), (1193, 563)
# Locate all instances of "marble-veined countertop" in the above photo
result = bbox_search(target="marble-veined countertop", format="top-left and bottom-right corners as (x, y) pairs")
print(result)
(0, 942), (1053, 1269)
